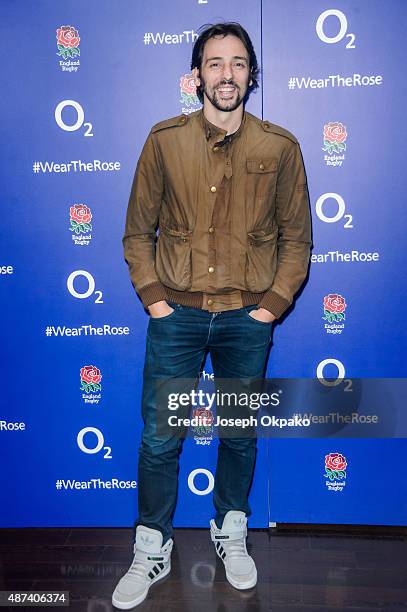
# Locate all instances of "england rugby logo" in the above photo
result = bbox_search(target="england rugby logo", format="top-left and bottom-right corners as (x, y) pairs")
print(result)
(192, 407), (213, 446)
(56, 26), (80, 59)
(69, 204), (92, 246)
(180, 73), (200, 113)
(80, 365), (102, 392)
(323, 294), (346, 323)
(324, 452), (347, 491)
(80, 365), (102, 405)
(322, 122), (347, 154)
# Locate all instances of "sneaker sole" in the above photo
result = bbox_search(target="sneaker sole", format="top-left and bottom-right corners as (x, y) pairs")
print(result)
(214, 548), (257, 590)
(225, 568), (257, 590)
(112, 564), (171, 610)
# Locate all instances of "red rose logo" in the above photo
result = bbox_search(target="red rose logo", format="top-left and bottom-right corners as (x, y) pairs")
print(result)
(180, 74), (196, 95)
(69, 204), (92, 235)
(57, 26), (80, 49)
(323, 294), (346, 323)
(56, 26), (81, 60)
(324, 294), (346, 314)
(80, 365), (102, 393)
(325, 452), (347, 472)
(180, 73), (199, 108)
(193, 408), (213, 426)
(70, 204), (92, 225)
(80, 365), (102, 385)
(323, 122), (347, 144)
(322, 122), (347, 154)
(325, 452), (347, 481)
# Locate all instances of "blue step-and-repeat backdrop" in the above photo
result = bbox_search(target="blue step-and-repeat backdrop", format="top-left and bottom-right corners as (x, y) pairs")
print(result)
(1, 0), (406, 528)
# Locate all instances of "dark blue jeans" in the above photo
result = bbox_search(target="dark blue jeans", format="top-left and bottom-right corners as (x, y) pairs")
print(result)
(135, 301), (272, 544)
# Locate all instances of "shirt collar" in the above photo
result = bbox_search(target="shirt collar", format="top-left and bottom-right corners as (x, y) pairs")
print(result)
(199, 109), (246, 145)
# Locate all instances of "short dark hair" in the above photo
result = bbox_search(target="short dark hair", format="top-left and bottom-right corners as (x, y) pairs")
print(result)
(191, 22), (260, 104)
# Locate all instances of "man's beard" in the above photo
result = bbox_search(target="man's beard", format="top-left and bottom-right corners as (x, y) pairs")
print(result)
(201, 77), (248, 112)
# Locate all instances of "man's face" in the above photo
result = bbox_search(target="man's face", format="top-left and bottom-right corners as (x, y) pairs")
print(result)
(193, 34), (252, 113)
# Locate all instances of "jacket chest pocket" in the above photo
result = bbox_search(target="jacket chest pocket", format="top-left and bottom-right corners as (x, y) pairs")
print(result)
(155, 225), (193, 290)
(245, 228), (278, 292)
(246, 158), (278, 200)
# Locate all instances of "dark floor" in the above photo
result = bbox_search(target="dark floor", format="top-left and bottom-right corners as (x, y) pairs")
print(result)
(0, 526), (406, 612)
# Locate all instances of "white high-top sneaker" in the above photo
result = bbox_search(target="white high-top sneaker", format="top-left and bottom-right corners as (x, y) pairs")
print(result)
(112, 526), (173, 609)
(210, 510), (257, 590)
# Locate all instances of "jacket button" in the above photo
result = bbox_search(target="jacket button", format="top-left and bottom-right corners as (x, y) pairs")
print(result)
(179, 116), (186, 124)
(210, 186), (217, 193)
(259, 163), (265, 170)
(208, 266), (215, 273)
(208, 226), (215, 233)
(207, 299), (214, 306)
(213, 146), (219, 152)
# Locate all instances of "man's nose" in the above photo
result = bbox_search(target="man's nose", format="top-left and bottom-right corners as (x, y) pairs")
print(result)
(222, 63), (233, 81)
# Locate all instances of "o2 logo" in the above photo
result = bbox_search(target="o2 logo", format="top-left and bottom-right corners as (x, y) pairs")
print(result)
(55, 100), (93, 136)
(316, 358), (354, 392)
(315, 193), (353, 229)
(77, 427), (112, 459)
(316, 9), (356, 49)
(67, 270), (103, 303)
(187, 468), (214, 496)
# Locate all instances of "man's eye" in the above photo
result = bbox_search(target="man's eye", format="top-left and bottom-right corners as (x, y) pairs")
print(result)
(210, 63), (220, 68)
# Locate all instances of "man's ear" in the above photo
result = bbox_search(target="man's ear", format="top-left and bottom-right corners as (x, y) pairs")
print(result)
(192, 67), (200, 86)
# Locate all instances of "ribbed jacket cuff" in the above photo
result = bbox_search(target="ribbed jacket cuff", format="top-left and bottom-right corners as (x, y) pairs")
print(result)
(138, 281), (168, 308)
(258, 290), (290, 319)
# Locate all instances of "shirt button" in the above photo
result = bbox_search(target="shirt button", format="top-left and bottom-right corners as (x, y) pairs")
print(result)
(207, 299), (214, 306)
(208, 226), (215, 233)
(210, 186), (217, 193)
(259, 163), (265, 170)
(208, 266), (215, 273)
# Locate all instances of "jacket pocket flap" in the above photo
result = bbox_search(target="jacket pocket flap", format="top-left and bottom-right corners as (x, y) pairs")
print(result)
(247, 228), (277, 243)
(246, 158), (277, 174)
(160, 225), (193, 239)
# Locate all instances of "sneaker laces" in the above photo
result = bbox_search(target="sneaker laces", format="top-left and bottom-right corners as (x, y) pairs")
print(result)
(222, 536), (248, 560)
(126, 551), (154, 582)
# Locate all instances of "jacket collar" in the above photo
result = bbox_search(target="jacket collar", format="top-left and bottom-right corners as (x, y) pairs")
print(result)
(198, 108), (246, 145)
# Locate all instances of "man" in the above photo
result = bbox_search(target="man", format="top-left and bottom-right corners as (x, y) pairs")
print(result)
(113, 22), (311, 609)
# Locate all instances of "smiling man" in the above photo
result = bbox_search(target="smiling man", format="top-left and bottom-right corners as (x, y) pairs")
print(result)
(113, 22), (312, 609)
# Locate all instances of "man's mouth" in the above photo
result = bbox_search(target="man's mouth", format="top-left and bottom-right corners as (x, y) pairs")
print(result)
(217, 86), (237, 99)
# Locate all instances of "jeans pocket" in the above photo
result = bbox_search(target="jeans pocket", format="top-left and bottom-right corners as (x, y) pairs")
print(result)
(243, 306), (272, 326)
(149, 304), (179, 321)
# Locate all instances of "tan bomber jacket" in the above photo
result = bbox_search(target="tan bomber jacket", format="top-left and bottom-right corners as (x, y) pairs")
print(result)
(123, 109), (312, 318)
